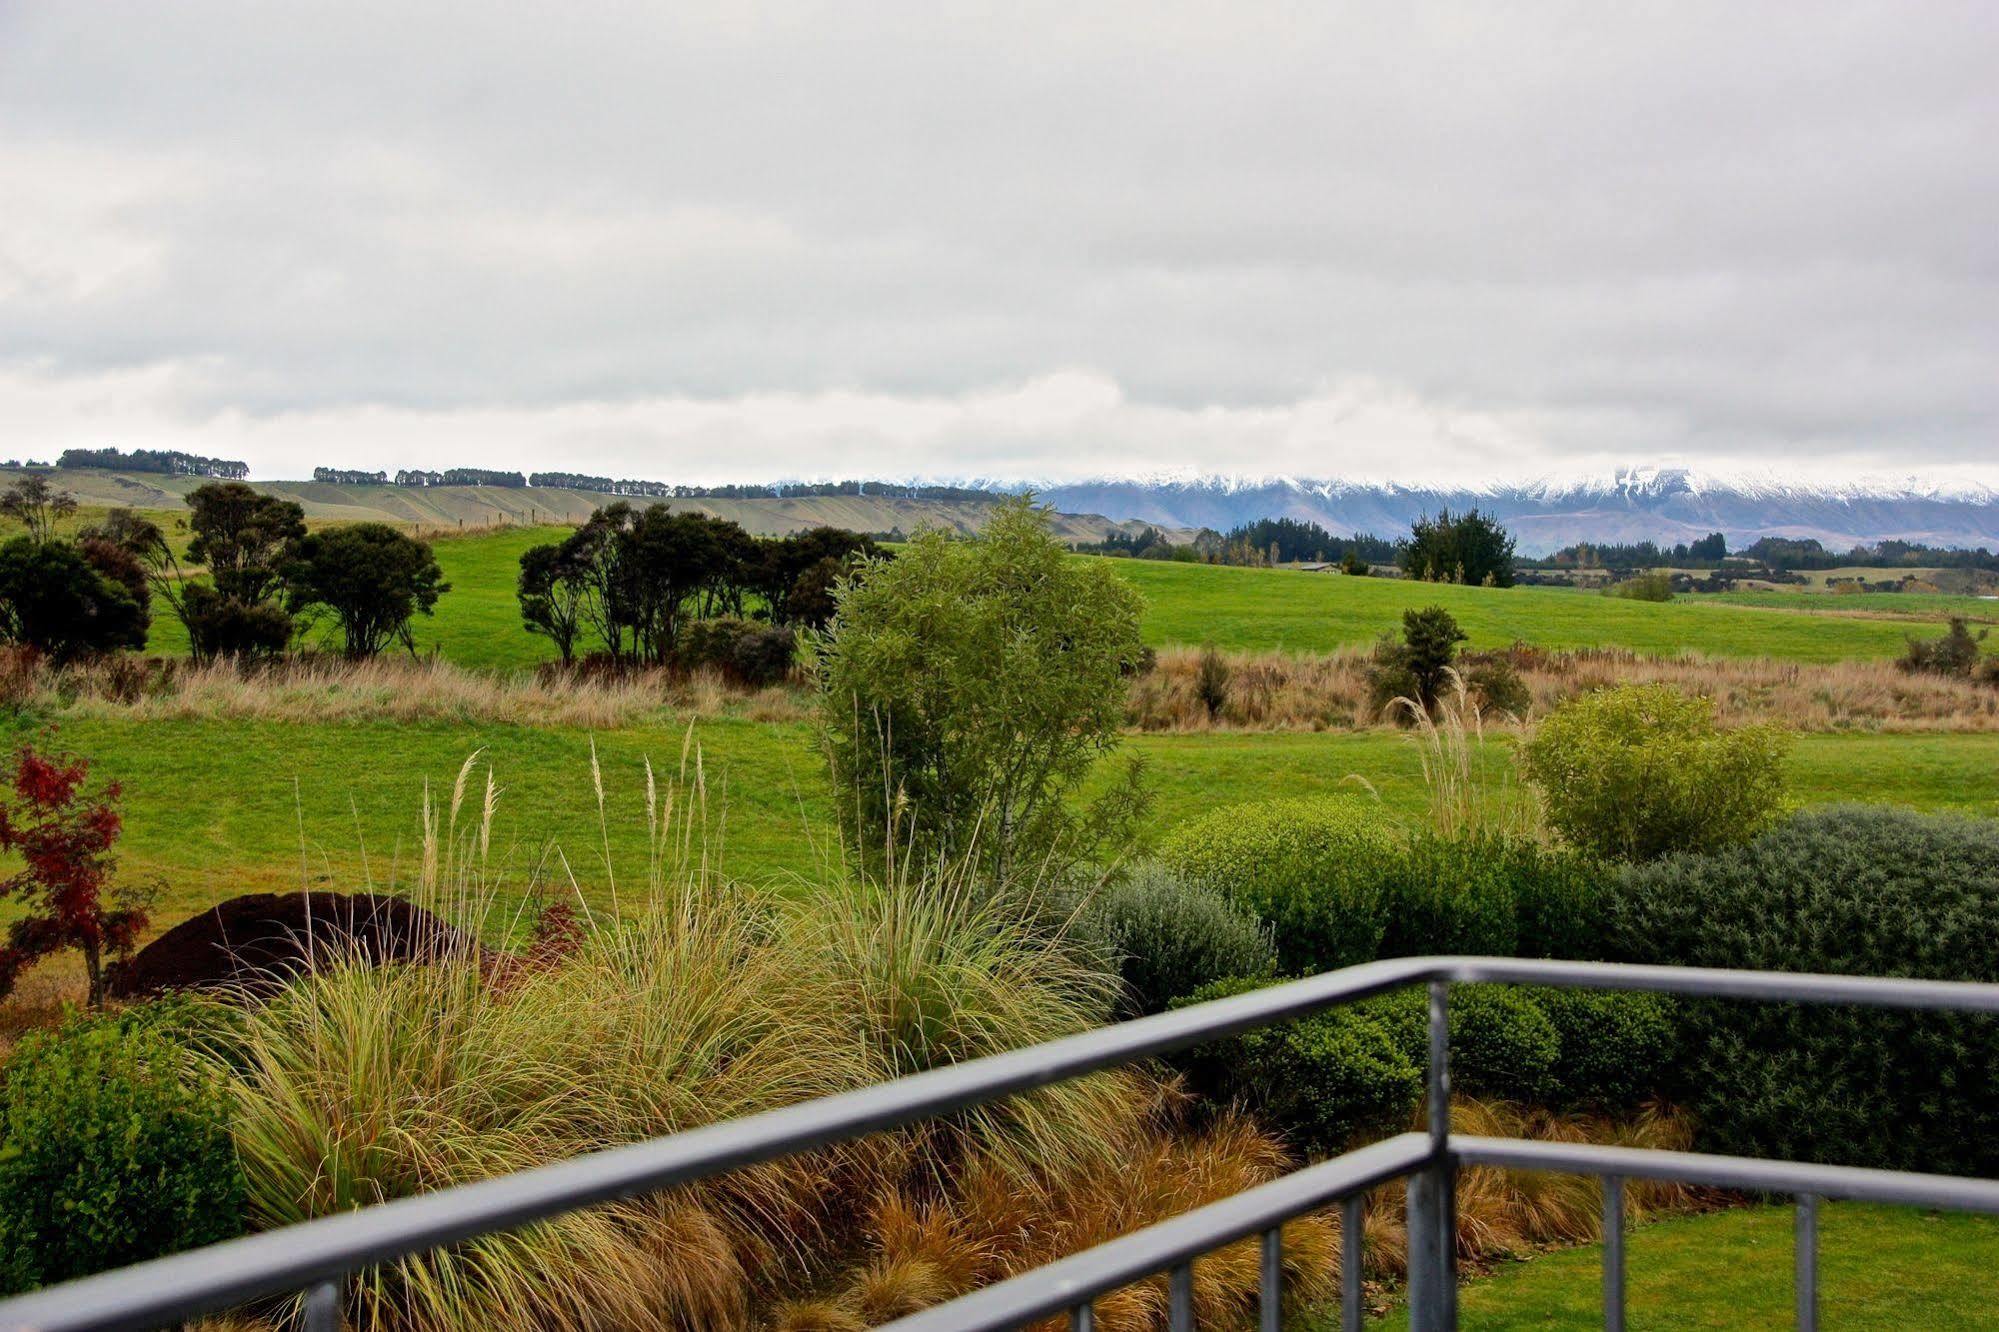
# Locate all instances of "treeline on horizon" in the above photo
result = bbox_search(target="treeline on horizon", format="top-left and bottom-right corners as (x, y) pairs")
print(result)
(1533, 533), (1999, 573)
(312, 468), (1007, 503)
(2, 448), (252, 480)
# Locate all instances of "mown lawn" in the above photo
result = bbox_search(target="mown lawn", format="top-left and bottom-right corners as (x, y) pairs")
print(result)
(3, 713), (1994, 926)
(124, 526), (1981, 670)
(1376, 1202), (1999, 1329)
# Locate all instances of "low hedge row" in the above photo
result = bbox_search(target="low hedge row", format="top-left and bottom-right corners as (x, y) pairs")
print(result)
(1604, 805), (1999, 1175)
(1169, 977), (1675, 1156)
(1159, 800), (1608, 976)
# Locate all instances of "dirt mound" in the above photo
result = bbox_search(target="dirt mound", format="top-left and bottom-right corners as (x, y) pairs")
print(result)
(107, 892), (483, 999)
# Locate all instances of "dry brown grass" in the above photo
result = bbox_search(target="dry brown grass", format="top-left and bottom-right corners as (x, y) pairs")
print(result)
(0, 960), (84, 1062)
(769, 1091), (1341, 1332)
(1360, 1097), (1708, 1279)
(1129, 644), (1999, 733)
(0, 650), (811, 728)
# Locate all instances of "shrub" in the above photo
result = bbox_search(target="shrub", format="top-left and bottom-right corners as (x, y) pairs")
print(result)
(1527, 987), (1679, 1111)
(1375, 830), (1605, 964)
(181, 584), (295, 661)
(680, 616), (797, 687)
(1604, 571), (1673, 602)
(1461, 651), (1531, 718)
(809, 495), (1148, 883)
(1171, 977), (1423, 1156)
(1523, 684), (1788, 861)
(1366, 606), (1467, 717)
(1159, 797), (1397, 975)
(1900, 617), (1989, 678)
(0, 537), (149, 662)
(1606, 806), (1999, 1173)
(0, 1005), (244, 1293)
(1363, 983), (1561, 1103)
(1090, 863), (1275, 1016)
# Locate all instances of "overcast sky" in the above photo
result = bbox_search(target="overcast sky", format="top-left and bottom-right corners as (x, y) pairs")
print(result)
(2, 2), (1995, 485)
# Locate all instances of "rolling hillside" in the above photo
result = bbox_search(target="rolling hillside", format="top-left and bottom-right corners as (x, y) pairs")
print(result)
(26, 468), (1173, 543)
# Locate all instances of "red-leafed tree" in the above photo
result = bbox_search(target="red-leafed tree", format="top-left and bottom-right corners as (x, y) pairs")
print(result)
(0, 744), (149, 1008)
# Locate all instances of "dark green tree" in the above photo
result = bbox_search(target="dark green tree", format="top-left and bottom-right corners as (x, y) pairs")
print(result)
(517, 542), (588, 664)
(185, 482), (305, 605)
(1365, 605), (1468, 717)
(286, 524), (449, 658)
(1400, 508), (1516, 586)
(0, 538), (149, 662)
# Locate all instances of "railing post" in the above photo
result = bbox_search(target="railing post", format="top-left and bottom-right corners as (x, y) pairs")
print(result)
(1341, 1194), (1365, 1332)
(1795, 1193), (1819, 1331)
(303, 1278), (341, 1332)
(1406, 980), (1457, 1331)
(1603, 1174), (1626, 1332)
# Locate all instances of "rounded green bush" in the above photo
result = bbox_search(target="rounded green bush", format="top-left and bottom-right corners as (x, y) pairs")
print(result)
(1092, 863), (1276, 1016)
(1170, 977), (1422, 1156)
(1523, 684), (1789, 862)
(0, 1002), (245, 1293)
(1363, 984), (1561, 1103)
(1159, 797), (1398, 975)
(1607, 806), (1999, 1172)
(1527, 987), (1679, 1111)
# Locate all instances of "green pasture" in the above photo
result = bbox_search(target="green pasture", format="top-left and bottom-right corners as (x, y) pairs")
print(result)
(100, 526), (1983, 668)
(1708, 587), (1999, 620)
(1107, 560), (1950, 661)
(3, 713), (1993, 927)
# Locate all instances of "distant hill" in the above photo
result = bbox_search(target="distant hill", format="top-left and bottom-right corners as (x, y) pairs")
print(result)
(24, 469), (1185, 545)
(1017, 468), (1999, 556)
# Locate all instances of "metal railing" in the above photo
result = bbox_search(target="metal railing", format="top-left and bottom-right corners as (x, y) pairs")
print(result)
(4, 955), (1999, 1332)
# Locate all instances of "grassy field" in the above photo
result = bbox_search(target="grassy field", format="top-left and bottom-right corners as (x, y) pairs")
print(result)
(129, 527), (1985, 669)
(4, 711), (1993, 925)
(1709, 587), (1999, 620)
(1377, 1203), (1999, 1329)
(1109, 560), (1951, 661)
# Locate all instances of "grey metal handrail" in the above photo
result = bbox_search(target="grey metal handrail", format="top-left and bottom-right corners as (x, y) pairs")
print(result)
(4, 955), (1998, 1332)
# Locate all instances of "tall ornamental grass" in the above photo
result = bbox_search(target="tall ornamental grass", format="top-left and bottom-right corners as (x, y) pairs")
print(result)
(216, 756), (1196, 1331)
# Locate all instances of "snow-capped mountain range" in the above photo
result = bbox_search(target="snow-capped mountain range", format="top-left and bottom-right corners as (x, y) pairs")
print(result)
(979, 468), (1999, 557)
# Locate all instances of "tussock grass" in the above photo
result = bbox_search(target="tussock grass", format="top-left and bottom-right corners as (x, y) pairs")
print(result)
(1129, 644), (1999, 733)
(214, 756), (1224, 1331)
(0, 650), (810, 728)
(14, 639), (1994, 733)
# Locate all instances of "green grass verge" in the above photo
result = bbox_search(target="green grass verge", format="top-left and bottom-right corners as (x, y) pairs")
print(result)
(4, 714), (1994, 926)
(1375, 1203), (1999, 1329)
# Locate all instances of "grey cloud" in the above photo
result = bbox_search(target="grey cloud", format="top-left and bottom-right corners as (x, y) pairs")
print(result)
(0, 1), (1995, 476)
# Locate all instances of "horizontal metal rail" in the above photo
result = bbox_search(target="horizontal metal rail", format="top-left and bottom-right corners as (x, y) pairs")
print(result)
(5, 956), (1999, 1332)
(1451, 1137), (1999, 1214)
